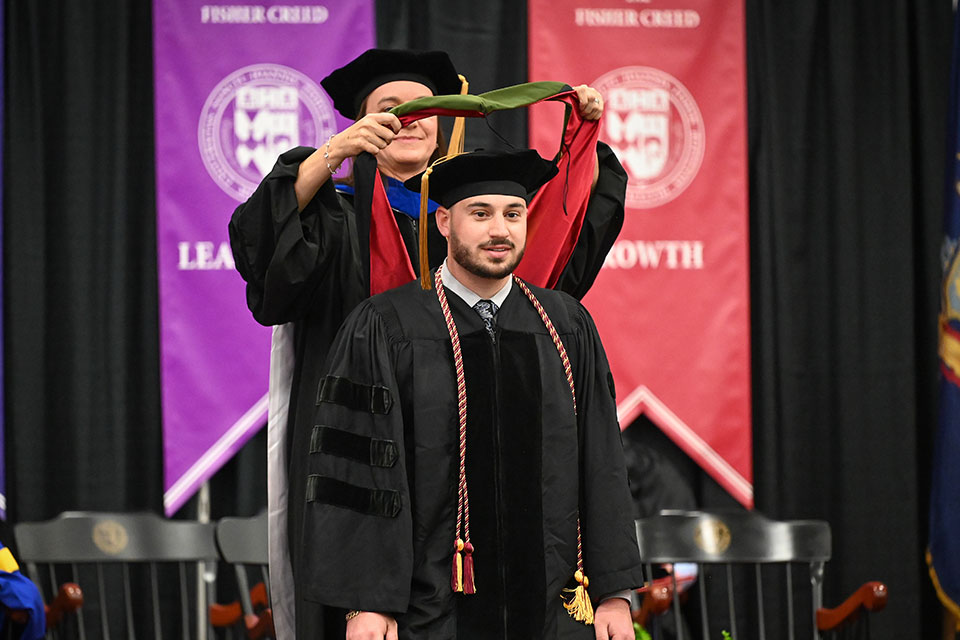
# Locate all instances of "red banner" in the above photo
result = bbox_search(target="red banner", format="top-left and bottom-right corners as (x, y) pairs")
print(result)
(529, 0), (752, 506)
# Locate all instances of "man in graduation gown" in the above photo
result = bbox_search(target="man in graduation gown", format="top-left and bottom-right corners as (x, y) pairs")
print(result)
(228, 49), (628, 638)
(301, 149), (642, 639)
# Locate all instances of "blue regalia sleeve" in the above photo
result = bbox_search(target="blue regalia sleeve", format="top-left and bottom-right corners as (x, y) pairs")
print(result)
(0, 545), (46, 640)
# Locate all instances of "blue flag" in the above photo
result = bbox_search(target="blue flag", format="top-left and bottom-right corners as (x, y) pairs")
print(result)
(930, 6), (960, 621)
(0, 0), (6, 521)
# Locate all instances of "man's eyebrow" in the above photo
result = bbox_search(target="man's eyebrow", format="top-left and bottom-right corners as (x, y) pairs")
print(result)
(465, 200), (526, 209)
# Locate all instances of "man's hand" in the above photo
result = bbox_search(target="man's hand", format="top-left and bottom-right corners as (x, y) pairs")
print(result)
(345, 611), (398, 640)
(593, 597), (633, 640)
(573, 84), (604, 121)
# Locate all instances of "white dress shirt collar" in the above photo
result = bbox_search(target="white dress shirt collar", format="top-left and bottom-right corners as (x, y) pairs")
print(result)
(439, 260), (512, 308)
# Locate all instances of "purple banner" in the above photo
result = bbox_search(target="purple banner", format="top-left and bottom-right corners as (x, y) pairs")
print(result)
(153, 1), (374, 515)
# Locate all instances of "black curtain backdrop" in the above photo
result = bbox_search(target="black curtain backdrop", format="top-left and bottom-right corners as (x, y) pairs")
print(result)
(3, 1), (952, 638)
(745, 1), (949, 636)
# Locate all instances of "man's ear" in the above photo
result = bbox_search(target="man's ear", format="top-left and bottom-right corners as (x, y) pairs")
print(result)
(436, 205), (451, 239)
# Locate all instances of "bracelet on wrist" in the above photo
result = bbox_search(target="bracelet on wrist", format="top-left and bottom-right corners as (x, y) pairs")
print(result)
(345, 609), (362, 621)
(324, 134), (342, 175)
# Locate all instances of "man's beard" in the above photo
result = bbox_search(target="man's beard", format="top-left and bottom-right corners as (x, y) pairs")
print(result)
(450, 235), (525, 279)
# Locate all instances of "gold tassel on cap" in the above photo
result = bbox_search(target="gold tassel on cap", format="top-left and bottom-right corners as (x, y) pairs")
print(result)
(418, 167), (434, 290)
(418, 74), (469, 290)
(448, 74), (469, 157)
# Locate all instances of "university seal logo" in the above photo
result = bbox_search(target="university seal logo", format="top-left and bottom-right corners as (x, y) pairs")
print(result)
(92, 520), (129, 555)
(199, 63), (337, 201)
(593, 66), (705, 209)
(694, 517), (732, 555)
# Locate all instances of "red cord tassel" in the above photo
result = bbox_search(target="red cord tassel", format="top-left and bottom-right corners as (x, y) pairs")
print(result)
(462, 542), (476, 594)
(451, 539), (464, 592)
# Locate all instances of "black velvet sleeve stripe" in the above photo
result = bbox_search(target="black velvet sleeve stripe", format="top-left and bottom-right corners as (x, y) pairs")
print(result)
(309, 425), (399, 468)
(316, 375), (393, 414)
(353, 151), (376, 291)
(305, 475), (401, 518)
(606, 371), (616, 400)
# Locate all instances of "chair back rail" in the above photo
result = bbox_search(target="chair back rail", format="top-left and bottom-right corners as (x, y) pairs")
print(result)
(211, 512), (274, 638)
(636, 510), (834, 640)
(636, 510), (886, 639)
(637, 510), (832, 563)
(15, 512), (219, 640)
(215, 513), (268, 566)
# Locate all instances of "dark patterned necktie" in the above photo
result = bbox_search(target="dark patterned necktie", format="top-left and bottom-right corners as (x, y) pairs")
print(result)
(473, 299), (499, 341)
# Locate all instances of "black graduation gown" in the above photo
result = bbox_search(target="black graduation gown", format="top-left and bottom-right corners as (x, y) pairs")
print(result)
(227, 144), (627, 638)
(302, 279), (644, 639)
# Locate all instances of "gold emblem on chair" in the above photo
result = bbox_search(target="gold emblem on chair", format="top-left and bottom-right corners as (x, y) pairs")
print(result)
(694, 518), (732, 554)
(92, 520), (129, 555)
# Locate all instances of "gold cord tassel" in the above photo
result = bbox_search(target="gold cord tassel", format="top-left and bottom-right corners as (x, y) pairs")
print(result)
(451, 538), (465, 592)
(448, 74), (469, 157)
(562, 570), (595, 625)
(418, 167), (434, 290)
(462, 541), (476, 594)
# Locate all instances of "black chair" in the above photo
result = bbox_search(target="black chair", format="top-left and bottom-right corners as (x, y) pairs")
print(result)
(14, 512), (220, 640)
(209, 512), (274, 639)
(635, 510), (887, 640)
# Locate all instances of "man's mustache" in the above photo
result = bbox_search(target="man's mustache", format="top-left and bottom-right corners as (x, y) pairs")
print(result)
(479, 239), (516, 249)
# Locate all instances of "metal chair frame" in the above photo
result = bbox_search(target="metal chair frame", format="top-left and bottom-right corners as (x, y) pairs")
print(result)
(636, 509), (873, 640)
(211, 512), (273, 639)
(15, 511), (219, 640)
